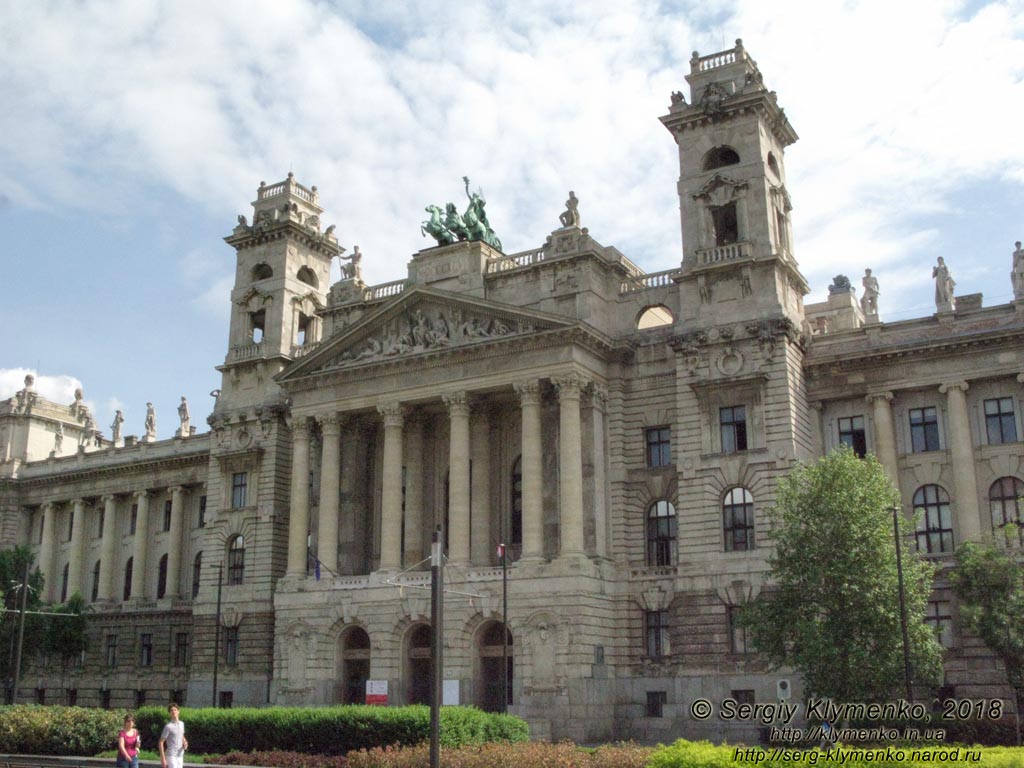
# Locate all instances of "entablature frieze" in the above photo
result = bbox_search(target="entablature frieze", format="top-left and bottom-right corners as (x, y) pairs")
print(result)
(11, 451), (210, 492)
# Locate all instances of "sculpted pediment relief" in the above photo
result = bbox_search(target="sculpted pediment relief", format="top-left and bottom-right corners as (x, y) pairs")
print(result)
(284, 288), (573, 377)
(692, 174), (748, 206)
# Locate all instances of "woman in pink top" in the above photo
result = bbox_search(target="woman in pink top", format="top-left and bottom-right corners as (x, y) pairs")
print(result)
(117, 713), (141, 768)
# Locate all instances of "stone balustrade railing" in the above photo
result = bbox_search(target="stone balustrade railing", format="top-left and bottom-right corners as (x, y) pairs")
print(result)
(291, 341), (321, 359)
(617, 254), (645, 278)
(367, 280), (407, 300)
(486, 247), (547, 273)
(690, 40), (746, 73)
(696, 241), (750, 265)
(620, 268), (681, 294)
(229, 342), (263, 361)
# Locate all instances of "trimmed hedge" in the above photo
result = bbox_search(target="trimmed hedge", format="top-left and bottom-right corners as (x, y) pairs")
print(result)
(133, 705), (527, 756)
(0, 705), (125, 756)
(345, 741), (653, 768)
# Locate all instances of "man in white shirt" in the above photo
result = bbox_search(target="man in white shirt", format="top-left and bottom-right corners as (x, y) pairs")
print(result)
(159, 704), (188, 768)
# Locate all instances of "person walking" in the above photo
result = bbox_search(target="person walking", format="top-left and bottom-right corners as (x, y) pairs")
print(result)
(159, 704), (188, 768)
(117, 713), (141, 768)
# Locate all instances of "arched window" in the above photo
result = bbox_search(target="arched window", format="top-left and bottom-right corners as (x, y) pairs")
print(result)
(296, 265), (318, 289)
(510, 456), (523, 558)
(123, 557), (133, 601)
(637, 305), (674, 330)
(406, 623), (432, 705)
(702, 146), (741, 171)
(913, 485), (954, 553)
(646, 500), (677, 566)
(251, 263), (273, 281)
(723, 488), (754, 551)
(767, 152), (780, 177)
(91, 560), (101, 603)
(990, 477), (1024, 545)
(476, 621), (513, 711)
(339, 627), (371, 705)
(192, 552), (202, 598)
(157, 553), (169, 599)
(61, 563), (69, 603)
(227, 535), (245, 585)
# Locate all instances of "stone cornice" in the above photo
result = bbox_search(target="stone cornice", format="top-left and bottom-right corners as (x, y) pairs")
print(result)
(10, 451), (210, 490)
(224, 219), (342, 257)
(661, 91), (798, 147)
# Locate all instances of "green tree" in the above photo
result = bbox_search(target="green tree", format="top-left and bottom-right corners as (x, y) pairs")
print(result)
(44, 591), (90, 676)
(744, 447), (943, 703)
(0, 546), (46, 701)
(950, 537), (1024, 744)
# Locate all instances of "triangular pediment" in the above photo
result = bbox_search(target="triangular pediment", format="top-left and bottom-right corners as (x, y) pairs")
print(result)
(281, 287), (576, 380)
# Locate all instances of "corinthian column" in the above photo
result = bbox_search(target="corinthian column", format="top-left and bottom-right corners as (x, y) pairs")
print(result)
(130, 490), (150, 600)
(287, 418), (312, 576)
(98, 495), (117, 602)
(514, 381), (544, 562)
(378, 402), (405, 570)
(554, 375), (587, 558)
(37, 503), (57, 602)
(866, 392), (899, 482)
(444, 392), (471, 565)
(165, 486), (186, 598)
(470, 406), (492, 566)
(404, 416), (425, 565)
(939, 381), (981, 542)
(66, 498), (86, 598)
(317, 414), (342, 575)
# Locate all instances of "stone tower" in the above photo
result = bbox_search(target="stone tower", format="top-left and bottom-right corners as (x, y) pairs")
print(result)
(217, 173), (342, 411)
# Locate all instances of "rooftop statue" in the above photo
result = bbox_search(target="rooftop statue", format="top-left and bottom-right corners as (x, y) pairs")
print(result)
(559, 191), (581, 228)
(933, 256), (956, 312)
(420, 177), (502, 251)
(1012, 240), (1024, 301)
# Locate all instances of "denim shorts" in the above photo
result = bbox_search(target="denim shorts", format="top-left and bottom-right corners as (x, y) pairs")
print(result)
(116, 755), (139, 768)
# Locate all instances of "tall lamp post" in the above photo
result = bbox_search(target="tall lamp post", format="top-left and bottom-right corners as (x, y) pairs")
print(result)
(892, 505), (913, 702)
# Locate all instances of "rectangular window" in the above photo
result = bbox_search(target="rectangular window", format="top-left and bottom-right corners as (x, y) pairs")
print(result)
(97, 509), (105, 539)
(66, 688), (77, 706)
(106, 635), (118, 667)
(174, 632), (190, 667)
(171, 689), (186, 706)
(231, 472), (248, 509)
(67, 510), (74, 542)
(35, 688), (45, 705)
(731, 689), (756, 706)
(198, 495), (207, 528)
(135, 689), (146, 708)
(985, 397), (1017, 445)
(838, 415), (867, 458)
(728, 606), (750, 654)
(129, 504), (138, 535)
(163, 500), (172, 532)
(644, 610), (669, 659)
(139, 634), (153, 667)
(720, 406), (748, 453)
(219, 691), (234, 709)
(909, 407), (940, 453)
(926, 600), (953, 648)
(225, 627), (239, 666)
(100, 689), (111, 709)
(645, 427), (672, 468)
(646, 691), (667, 718)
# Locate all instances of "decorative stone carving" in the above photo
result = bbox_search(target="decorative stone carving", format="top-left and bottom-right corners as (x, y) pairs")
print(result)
(340, 245), (363, 282)
(692, 174), (748, 207)
(377, 402), (405, 427)
(700, 81), (729, 115)
(827, 275), (852, 295)
(111, 410), (124, 444)
(933, 256), (956, 312)
(697, 274), (711, 304)
(861, 268), (880, 318)
(80, 412), (95, 448)
(558, 191), (581, 228)
(177, 397), (190, 437)
(143, 402), (156, 441)
(552, 375), (588, 399)
(1012, 241), (1023, 301)
(54, 423), (63, 454)
(513, 380), (541, 406)
(670, 90), (685, 105)
(441, 392), (469, 416)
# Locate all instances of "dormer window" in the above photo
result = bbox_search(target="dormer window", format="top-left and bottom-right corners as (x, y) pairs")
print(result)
(703, 146), (740, 171)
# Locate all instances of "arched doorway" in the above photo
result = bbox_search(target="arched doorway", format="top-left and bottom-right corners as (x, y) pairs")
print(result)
(406, 623), (431, 705)
(338, 627), (371, 704)
(476, 620), (513, 712)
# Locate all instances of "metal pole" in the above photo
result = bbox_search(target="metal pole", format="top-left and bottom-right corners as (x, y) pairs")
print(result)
(501, 541), (508, 713)
(12, 558), (30, 705)
(892, 506), (913, 702)
(212, 562), (223, 707)
(430, 526), (443, 768)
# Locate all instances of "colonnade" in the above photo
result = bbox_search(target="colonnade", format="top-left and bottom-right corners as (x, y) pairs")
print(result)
(286, 375), (606, 577)
(34, 485), (193, 604)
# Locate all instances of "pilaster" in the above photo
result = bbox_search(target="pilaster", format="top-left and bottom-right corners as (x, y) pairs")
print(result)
(939, 381), (981, 542)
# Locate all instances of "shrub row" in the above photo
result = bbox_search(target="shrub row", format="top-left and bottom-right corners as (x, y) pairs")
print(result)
(206, 751), (350, 768)
(0, 705), (124, 756)
(345, 741), (652, 768)
(133, 705), (527, 756)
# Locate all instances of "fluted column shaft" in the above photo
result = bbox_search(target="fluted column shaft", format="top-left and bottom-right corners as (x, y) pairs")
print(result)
(940, 381), (981, 541)
(318, 415), (342, 575)
(404, 418), (425, 565)
(38, 503), (57, 602)
(867, 392), (899, 481)
(66, 498), (86, 598)
(515, 382), (544, 561)
(555, 376), (586, 557)
(590, 386), (609, 559)
(165, 486), (186, 598)
(444, 393), (472, 565)
(470, 408), (492, 566)
(130, 490), (150, 599)
(98, 495), (117, 602)
(378, 403), (405, 570)
(287, 419), (312, 576)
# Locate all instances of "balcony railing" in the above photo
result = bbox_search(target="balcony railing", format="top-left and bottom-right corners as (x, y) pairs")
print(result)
(486, 247), (548, 273)
(695, 241), (750, 265)
(620, 268), (680, 294)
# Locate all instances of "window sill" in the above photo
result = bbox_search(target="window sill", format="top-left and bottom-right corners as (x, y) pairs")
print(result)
(701, 447), (768, 461)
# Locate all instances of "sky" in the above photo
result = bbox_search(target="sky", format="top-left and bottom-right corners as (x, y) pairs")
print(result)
(1, 0), (1023, 440)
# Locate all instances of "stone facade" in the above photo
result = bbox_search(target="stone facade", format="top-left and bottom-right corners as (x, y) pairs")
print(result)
(1, 41), (1023, 742)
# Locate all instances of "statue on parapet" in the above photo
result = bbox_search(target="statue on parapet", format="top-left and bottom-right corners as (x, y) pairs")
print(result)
(144, 402), (157, 441)
(420, 177), (502, 251)
(111, 410), (124, 444)
(54, 423), (63, 454)
(559, 191), (581, 228)
(933, 256), (956, 312)
(1012, 241), (1024, 301)
(861, 268), (879, 317)
(178, 396), (191, 436)
(340, 245), (364, 282)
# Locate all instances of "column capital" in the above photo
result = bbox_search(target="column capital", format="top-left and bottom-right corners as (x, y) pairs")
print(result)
(553, 374), (589, 399)
(100, 494), (118, 505)
(317, 413), (343, 436)
(133, 490), (150, 501)
(809, 400), (824, 413)
(514, 380), (541, 405)
(292, 417), (313, 440)
(865, 391), (894, 405)
(588, 382), (609, 409)
(377, 401), (406, 427)
(168, 485), (186, 496)
(1017, 372), (1024, 384)
(939, 380), (969, 395)
(442, 391), (470, 417)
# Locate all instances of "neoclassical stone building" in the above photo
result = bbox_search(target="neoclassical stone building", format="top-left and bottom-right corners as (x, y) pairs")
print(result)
(2, 41), (1023, 742)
